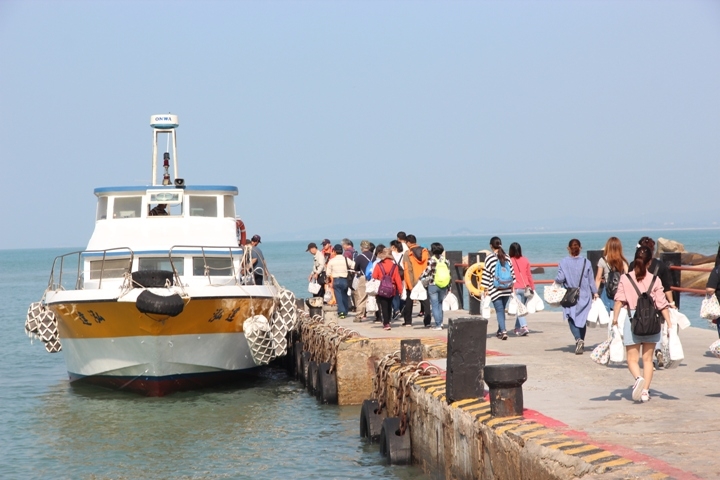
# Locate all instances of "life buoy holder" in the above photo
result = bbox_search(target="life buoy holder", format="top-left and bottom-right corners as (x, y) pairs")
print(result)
(236, 218), (247, 246)
(464, 262), (485, 298)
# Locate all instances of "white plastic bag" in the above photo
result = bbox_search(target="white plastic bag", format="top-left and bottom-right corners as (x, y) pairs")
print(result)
(609, 325), (625, 363)
(532, 293), (544, 312)
(587, 299), (600, 326)
(543, 283), (566, 306)
(351, 275), (359, 291)
(323, 289), (333, 303)
(667, 321), (684, 364)
(526, 294), (537, 314)
(507, 296), (518, 315)
(700, 294), (720, 320)
(401, 287), (407, 300)
(597, 301), (610, 325)
(365, 279), (380, 296)
(442, 292), (459, 311)
(481, 295), (492, 319)
(366, 295), (378, 313)
(308, 280), (321, 294)
(410, 281), (427, 301)
(670, 308), (690, 330)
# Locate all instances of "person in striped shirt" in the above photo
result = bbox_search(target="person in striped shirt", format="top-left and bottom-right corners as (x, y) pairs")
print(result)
(481, 236), (516, 340)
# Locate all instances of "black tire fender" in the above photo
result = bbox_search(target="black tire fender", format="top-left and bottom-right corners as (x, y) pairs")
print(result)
(379, 417), (412, 465)
(307, 360), (318, 396)
(294, 342), (304, 381)
(135, 290), (184, 317)
(360, 399), (384, 442)
(301, 351), (311, 386)
(316, 362), (337, 404)
(132, 270), (174, 288)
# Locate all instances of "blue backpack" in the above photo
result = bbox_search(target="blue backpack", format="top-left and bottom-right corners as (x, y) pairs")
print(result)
(364, 254), (377, 280)
(493, 258), (513, 289)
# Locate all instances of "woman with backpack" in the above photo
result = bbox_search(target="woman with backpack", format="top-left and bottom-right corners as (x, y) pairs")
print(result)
(481, 237), (516, 340)
(419, 242), (451, 331)
(611, 246), (672, 403)
(556, 239), (598, 354)
(509, 242), (534, 336)
(371, 245), (404, 331)
(595, 237), (628, 311)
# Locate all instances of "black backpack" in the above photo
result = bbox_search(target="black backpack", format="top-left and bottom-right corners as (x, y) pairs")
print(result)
(603, 257), (621, 300)
(626, 267), (662, 336)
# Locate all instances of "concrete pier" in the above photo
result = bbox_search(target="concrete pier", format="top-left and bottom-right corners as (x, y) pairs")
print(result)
(300, 305), (720, 479)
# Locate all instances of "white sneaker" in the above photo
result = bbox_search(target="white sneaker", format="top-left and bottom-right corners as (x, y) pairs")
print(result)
(432, 326), (442, 331)
(641, 390), (651, 403)
(632, 377), (645, 401)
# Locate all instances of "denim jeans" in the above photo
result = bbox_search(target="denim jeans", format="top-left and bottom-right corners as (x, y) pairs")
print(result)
(492, 296), (510, 333)
(599, 285), (615, 311)
(567, 318), (586, 341)
(428, 284), (448, 327)
(333, 277), (349, 315)
(513, 289), (528, 329)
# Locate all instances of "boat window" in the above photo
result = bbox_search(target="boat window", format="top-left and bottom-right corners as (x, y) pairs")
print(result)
(96, 197), (108, 220)
(192, 257), (233, 276)
(139, 257), (184, 276)
(90, 259), (131, 280)
(113, 197), (142, 219)
(189, 196), (218, 217)
(223, 195), (235, 218)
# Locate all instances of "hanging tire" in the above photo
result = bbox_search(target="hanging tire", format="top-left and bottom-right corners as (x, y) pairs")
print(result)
(360, 399), (384, 442)
(316, 362), (338, 404)
(379, 417), (412, 465)
(294, 342), (304, 381)
(301, 351), (311, 386)
(132, 270), (174, 288)
(307, 361), (318, 396)
(135, 290), (184, 317)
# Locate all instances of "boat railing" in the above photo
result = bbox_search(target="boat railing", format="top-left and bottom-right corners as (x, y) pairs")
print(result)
(169, 245), (243, 286)
(49, 248), (134, 291)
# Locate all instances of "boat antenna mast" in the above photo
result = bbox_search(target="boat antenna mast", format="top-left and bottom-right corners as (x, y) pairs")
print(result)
(150, 114), (183, 186)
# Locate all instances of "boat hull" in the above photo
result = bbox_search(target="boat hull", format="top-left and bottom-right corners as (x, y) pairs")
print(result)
(46, 292), (277, 396)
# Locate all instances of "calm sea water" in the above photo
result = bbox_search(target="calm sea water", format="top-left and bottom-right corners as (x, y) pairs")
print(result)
(1, 229), (717, 478)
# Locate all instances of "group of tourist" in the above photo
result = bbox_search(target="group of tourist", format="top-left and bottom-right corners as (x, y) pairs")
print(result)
(306, 233), (452, 330)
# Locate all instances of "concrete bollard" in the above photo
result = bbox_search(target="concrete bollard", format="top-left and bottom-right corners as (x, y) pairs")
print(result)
(400, 339), (423, 365)
(446, 317), (487, 404)
(484, 364), (527, 417)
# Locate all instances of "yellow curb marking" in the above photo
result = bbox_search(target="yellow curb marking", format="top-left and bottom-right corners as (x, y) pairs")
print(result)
(534, 436), (570, 446)
(495, 422), (527, 435)
(485, 416), (521, 427)
(564, 444), (600, 455)
(520, 428), (557, 439)
(547, 441), (585, 450)
(597, 457), (632, 468)
(580, 450), (614, 463)
(451, 398), (484, 408)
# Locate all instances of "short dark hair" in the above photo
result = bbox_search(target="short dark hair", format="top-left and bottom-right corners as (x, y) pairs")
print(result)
(509, 242), (522, 258)
(430, 242), (444, 257)
(406, 234), (417, 244)
(333, 244), (343, 255)
(375, 244), (386, 257)
(397, 231), (407, 241)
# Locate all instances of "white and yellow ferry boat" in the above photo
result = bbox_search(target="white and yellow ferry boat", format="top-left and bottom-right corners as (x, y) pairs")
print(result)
(25, 114), (296, 396)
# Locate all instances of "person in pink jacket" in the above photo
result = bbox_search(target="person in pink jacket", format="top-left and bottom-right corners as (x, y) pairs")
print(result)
(611, 246), (672, 404)
(509, 242), (534, 336)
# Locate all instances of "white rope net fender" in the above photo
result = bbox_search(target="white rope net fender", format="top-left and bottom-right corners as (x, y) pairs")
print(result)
(25, 301), (62, 353)
(243, 315), (275, 366)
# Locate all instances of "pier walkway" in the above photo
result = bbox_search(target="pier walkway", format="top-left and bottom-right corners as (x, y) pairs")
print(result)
(332, 308), (720, 479)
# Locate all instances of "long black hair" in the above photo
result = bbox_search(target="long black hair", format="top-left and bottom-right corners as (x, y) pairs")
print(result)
(490, 236), (507, 263)
(509, 242), (522, 259)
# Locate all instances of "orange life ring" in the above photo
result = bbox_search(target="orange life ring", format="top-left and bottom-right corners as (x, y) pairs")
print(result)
(236, 219), (247, 246)
(464, 262), (485, 298)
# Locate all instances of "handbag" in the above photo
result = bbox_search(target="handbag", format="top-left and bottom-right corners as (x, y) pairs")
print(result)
(709, 339), (720, 359)
(590, 337), (611, 365)
(410, 281), (427, 301)
(543, 283), (566, 306)
(366, 278), (380, 295)
(700, 294), (720, 320)
(308, 280), (321, 294)
(559, 259), (586, 308)
(345, 258), (356, 290)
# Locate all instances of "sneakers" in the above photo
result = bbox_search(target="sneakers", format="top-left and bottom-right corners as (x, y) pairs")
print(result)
(338, 313), (346, 319)
(402, 323), (413, 327)
(392, 311), (401, 321)
(496, 331), (508, 340)
(641, 390), (651, 403)
(575, 339), (584, 355)
(632, 376), (645, 401)
(655, 349), (665, 368)
(383, 324), (391, 331)
(432, 326), (442, 331)
(514, 327), (530, 336)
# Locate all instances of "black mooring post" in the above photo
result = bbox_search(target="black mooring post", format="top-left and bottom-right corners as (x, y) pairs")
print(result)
(467, 252), (486, 316)
(484, 364), (527, 417)
(400, 339), (423, 365)
(661, 252), (682, 307)
(586, 250), (602, 278)
(446, 250), (463, 310)
(446, 317), (487, 404)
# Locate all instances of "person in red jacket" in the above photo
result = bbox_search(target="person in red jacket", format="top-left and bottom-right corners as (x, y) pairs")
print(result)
(372, 245), (404, 331)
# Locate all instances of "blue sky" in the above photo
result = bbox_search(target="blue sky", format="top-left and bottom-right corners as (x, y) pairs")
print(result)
(1, 0), (718, 249)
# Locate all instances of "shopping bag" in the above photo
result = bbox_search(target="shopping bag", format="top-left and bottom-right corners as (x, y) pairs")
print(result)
(366, 295), (378, 313)
(351, 275), (360, 291)
(700, 294), (720, 320)
(609, 325), (625, 363)
(442, 292), (459, 311)
(590, 338), (611, 365)
(709, 339), (720, 359)
(670, 309), (690, 330)
(587, 299), (600, 326)
(526, 294), (537, 314)
(533, 293), (544, 312)
(507, 295), (518, 316)
(365, 279), (380, 296)
(615, 308), (628, 334)
(481, 295), (492, 319)
(308, 280), (321, 294)
(323, 289), (333, 303)
(543, 283), (566, 306)
(410, 281), (427, 301)
(667, 321), (684, 366)
(401, 287), (407, 300)
(597, 301), (610, 325)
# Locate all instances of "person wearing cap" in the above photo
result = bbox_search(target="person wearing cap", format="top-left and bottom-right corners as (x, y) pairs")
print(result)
(326, 244), (355, 319)
(307, 242), (327, 299)
(247, 235), (265, 285)
(321, 239), (333, 262)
